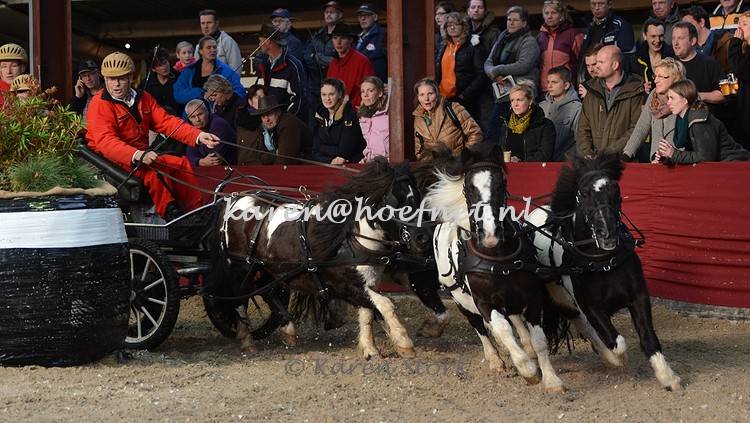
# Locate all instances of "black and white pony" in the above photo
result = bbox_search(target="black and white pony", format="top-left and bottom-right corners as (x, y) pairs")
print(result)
(211, 158), (418, 358)
(526, 154), (682, 391)
(424, 145), (566, 392)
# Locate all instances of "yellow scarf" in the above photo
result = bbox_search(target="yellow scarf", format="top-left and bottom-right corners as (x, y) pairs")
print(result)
(507, 109), (532, 134)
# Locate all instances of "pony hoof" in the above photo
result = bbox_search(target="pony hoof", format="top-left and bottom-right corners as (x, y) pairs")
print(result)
(359, 346), (381, 361)
(241, 345), (258, 354)
(545, 384), (567, 394)
(523, 373), (541, 385)
(417, 320), (445, 338)
(396, 346), (416, 358)
(280, 333), (298, 347)
(666, 381), (683, 392)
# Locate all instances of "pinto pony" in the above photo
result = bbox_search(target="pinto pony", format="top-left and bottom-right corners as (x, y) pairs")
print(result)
(424, 144), (566, 392)
(527, 154), (682, 391)
(209, 158), (419, 358)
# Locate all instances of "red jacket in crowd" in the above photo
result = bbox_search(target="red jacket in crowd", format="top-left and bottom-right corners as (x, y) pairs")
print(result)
(85, 89), (205, 216)
(327, 48), (375, 108)
(0, 79), (10, 108)
(537, 22), (583, 93)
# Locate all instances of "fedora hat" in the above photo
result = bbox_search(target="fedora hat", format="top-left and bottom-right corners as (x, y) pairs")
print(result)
(251, 95), (288, 115)
(258, 23), (287, 46)
(331, 22), (358, 38)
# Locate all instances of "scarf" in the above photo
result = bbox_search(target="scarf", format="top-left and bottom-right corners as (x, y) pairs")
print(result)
(673, 114), (689, 150)
(263, 127), (276, 152)
(649, 93), (671, 119)
(507, 108), (532, 134)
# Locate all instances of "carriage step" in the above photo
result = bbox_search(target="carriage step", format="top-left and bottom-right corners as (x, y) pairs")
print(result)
(176, 263), (211, 276)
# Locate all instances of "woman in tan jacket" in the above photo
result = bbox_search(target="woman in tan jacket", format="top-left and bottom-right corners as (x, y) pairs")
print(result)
(413, 78), (483, 159)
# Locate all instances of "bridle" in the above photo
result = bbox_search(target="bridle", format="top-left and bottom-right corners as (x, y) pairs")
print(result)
(574, 172), (623, 251)
(463, 161), (507, 245)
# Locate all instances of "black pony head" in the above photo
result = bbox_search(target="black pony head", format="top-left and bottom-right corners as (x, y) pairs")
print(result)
(552, 153), (625, 251)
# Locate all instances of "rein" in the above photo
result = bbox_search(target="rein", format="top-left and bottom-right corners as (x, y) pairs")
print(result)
(218, 139), (361, 173)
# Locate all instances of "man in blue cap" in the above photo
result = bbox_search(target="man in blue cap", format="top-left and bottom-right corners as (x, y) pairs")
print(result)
(270, 8), (304, 60)
(355, 3), (387, 81)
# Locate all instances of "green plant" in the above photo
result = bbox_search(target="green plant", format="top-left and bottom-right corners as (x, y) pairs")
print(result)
(0, 89), (99, 191)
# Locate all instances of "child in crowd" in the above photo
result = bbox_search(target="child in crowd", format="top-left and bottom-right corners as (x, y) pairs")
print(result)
(539, 66), (581, 161)
(173, 41), (196, 73)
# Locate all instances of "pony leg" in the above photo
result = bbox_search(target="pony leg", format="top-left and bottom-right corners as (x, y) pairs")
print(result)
(409, 271), (449, 338)
(279, 321), (297, 347)
(235, 305), (257, 353)
(366, 288), (416, 358)
(410, 270), (450, 338)
(488, 310), (539, 382)
(357, 307), (380, 360)
(580, 303), (628, 367)
(509, 315), (536, 359)
(529, 323), (566, 393)
(454, 302), (506, 372)
(628, 294), (682, 391)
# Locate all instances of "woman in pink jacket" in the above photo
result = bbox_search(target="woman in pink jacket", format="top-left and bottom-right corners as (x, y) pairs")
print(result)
(536, 0), (583, 96)
(358, 76), (389, 162)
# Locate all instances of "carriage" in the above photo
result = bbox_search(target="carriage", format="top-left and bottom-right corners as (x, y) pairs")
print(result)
(78, 144), (258, 350)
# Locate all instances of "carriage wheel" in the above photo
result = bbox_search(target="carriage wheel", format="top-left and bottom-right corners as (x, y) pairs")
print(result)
(202, 296), (244, 338)
(203, 273), (285, 341)
(125, 238), (180, 350)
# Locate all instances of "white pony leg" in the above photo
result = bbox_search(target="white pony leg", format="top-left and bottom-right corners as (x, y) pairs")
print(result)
(279, 321), (297, 347)
(571, 312), (625, 367)
(489, 310), (538, 381)
(649, 352), (682, 391)
(357, 308), (380, 360)
(235, 305), (256, 353)
(366, 288), (416, 358)
(476, 329), (506, 373)
(509, 314), (536, 359)
(529, 324), (565, 393)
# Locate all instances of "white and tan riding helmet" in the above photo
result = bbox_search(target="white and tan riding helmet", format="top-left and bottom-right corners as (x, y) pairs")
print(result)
(0, 43), (28, 63)
(10, 74), (36, 92)
(101, 52), (135, 77)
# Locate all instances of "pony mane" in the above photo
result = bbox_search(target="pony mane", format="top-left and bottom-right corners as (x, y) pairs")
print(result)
(412, 145), (463, 192)
(550, 153), (625, 214)
(423, 169), (468, 226)
(308, 157), (395, 259)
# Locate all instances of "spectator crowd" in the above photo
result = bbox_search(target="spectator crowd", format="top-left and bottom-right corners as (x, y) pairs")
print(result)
(3, 0), (750, 174)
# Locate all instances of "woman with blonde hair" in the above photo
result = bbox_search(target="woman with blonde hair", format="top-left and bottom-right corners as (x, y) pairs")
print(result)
(435, 12), (488, 119)
(358, 76), (389, 162)
(623, 57), (685, 161)
(653, 79), (749, 164)
(413, 77), (482, 159)
(502, 82), (555, 162)
(728, 12), (750, 148)
(536, 0), (583, 96)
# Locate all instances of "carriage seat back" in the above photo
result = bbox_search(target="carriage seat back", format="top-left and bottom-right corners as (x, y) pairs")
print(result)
(77, 141), (149, 204)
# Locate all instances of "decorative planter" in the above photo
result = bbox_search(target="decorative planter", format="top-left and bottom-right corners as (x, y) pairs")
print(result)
(0, 194), (129, 366)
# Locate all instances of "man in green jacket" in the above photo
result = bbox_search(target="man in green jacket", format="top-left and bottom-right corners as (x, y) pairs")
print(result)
(576, 45), (645, 157)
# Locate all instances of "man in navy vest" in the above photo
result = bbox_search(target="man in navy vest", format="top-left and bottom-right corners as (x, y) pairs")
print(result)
(355, 3), (387, 82)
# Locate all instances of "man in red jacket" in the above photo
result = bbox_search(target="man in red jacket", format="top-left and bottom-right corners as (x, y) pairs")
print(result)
(326, 23), (375, 107)
(86, 52), (220, 220)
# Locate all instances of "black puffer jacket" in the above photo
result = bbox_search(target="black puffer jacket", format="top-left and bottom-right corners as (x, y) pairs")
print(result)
(670, 108), (750, 164)
(436, 40), (488, 115)
(312, 98), (366, 164)
(503, 105), (556, 162)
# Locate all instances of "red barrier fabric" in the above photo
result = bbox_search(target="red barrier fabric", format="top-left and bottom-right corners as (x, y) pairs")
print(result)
(198, 163), (750, 308)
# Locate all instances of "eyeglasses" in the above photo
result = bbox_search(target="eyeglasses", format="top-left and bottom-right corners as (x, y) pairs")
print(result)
(446, 22), (462, 28)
